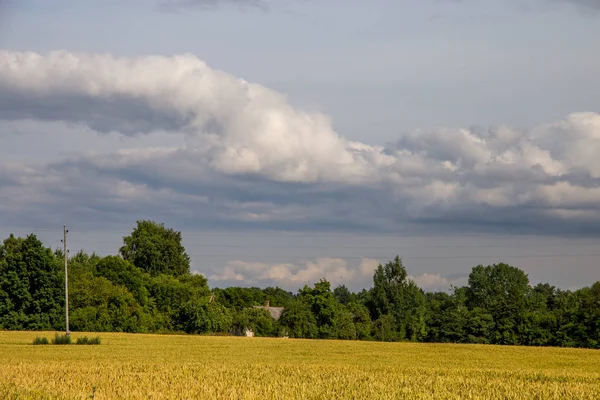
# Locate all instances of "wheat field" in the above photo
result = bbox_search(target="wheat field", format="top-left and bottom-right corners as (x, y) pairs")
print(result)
(1, 331), (599, 399)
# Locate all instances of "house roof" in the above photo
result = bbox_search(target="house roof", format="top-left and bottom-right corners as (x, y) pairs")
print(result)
(253, 306), (284, 320)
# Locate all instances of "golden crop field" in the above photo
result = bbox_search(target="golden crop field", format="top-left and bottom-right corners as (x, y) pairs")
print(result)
(1, 331), (599, 399)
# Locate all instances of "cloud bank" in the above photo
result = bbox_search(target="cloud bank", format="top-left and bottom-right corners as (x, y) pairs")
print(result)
(208, 257), (466, 292)
(210, 258), (379, 290)
(1, 50), (600, 238)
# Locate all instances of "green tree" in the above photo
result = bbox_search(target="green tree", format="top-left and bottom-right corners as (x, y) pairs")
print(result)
(278, 300), (318, 339)
(372, 315), (396, 342)
(95, 255), (150, 306)
(179, 298), (232, 334)
(0, 234), (64, 331)
(466, 263), (530, 345)
(336, 310), (357, 340)
(262, 287), (295, 307)
(521, 283), (557, 346)
(119, 220), (190, 276)
(552, 284), (600, 349)
(580, 282), (600, 348)
(67, 250), (101, 281)
(232, 307), (275, 337)
(70, 276), (152, 333)
(333, 285), (355, 305)
(369, 256), (427, 341)
(464, 307), (494, 344)
(147, 273), (211, 330)
(425, 291), (469, 343)
(298, 279), (340, 339)
(347, 302), (372, 340)
(214, 287), (266, 310)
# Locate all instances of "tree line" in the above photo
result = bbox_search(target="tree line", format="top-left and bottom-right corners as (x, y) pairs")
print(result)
(1, 220), (599, 348)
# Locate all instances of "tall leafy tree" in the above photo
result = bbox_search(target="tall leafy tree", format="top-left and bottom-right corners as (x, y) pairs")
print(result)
(147, 273), (211, 330)
(521, 283), (557, 346)
(466, 263), (530, 344)
(278, 300), (318, 339)
(179, 298), (232, 334)
(580, 282), (600, 348)
(232, 307), (275, 337)
(298, 279), (340, 339)
(214, 287), (267, 310)
(95, 255), (150, 306)
(346, 302), (372, 340)
(369, 256), (427, 341)
(70, 276), (153, 333)
(425, 291), (468, 343)
(336, 310), (357, 340)
(119, 220), (191, 276)
(372, 315), (396, 342)
(333, 285), (354, 305)
(0, 234), (64, 330)
(262, 286), (295, 307)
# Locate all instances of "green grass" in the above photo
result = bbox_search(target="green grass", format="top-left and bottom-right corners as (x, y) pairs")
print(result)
(1, 331), (600, 399)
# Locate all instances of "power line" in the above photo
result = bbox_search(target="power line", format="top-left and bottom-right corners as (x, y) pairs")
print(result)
(182, 253), (600, 260)
(5, 228), (600, 248)
(176, 242), (600, 250)
(5, 227), (590, 240)
(62, 240), (600, 250)
(78, 249), (600, 261)
(6, 227), (600, 262)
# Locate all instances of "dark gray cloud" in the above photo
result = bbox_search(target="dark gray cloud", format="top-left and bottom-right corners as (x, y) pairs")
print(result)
(2, 50), (600, 238)
(2, 141), (600, 238)
(0, 91), (190, 135)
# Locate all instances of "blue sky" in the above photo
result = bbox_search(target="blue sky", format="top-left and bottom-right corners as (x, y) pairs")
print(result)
(1, 0), (600, 292)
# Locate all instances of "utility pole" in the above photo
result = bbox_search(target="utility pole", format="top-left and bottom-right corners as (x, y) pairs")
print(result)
(62, 225), (70, 337)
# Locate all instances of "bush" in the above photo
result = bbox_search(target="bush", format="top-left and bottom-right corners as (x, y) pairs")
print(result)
(52, 334), (72, 345)
(89, 336), (101, 345)
(33, 336), (49, 345)
(76, 336), (101, 345)
(179, 300), (232, 334)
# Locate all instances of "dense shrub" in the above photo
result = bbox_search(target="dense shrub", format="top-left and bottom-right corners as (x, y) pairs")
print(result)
(33, 336), (49, 345)
(76, 336), (101, 345)
(52, 334), (72, 345)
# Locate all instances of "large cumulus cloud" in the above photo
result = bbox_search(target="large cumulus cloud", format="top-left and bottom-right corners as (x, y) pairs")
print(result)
(1, 50), (600, 236)
(0, 50), (371, 183)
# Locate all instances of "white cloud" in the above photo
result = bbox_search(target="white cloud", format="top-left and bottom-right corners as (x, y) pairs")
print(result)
(408, 273), (468, 292)
(208, 258), (468, 292)
(0, 50), (373, 184)
(208, 258), (379, 290)
(1, 50), (600, 236)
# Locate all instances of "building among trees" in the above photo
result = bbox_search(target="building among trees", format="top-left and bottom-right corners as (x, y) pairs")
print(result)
(253, 301), (284, 320)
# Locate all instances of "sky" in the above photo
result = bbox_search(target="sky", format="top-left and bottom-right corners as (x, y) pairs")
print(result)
(1, 0), (600, 293)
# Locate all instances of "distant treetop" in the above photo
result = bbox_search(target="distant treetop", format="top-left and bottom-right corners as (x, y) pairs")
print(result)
(119, 220), (190, 276)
